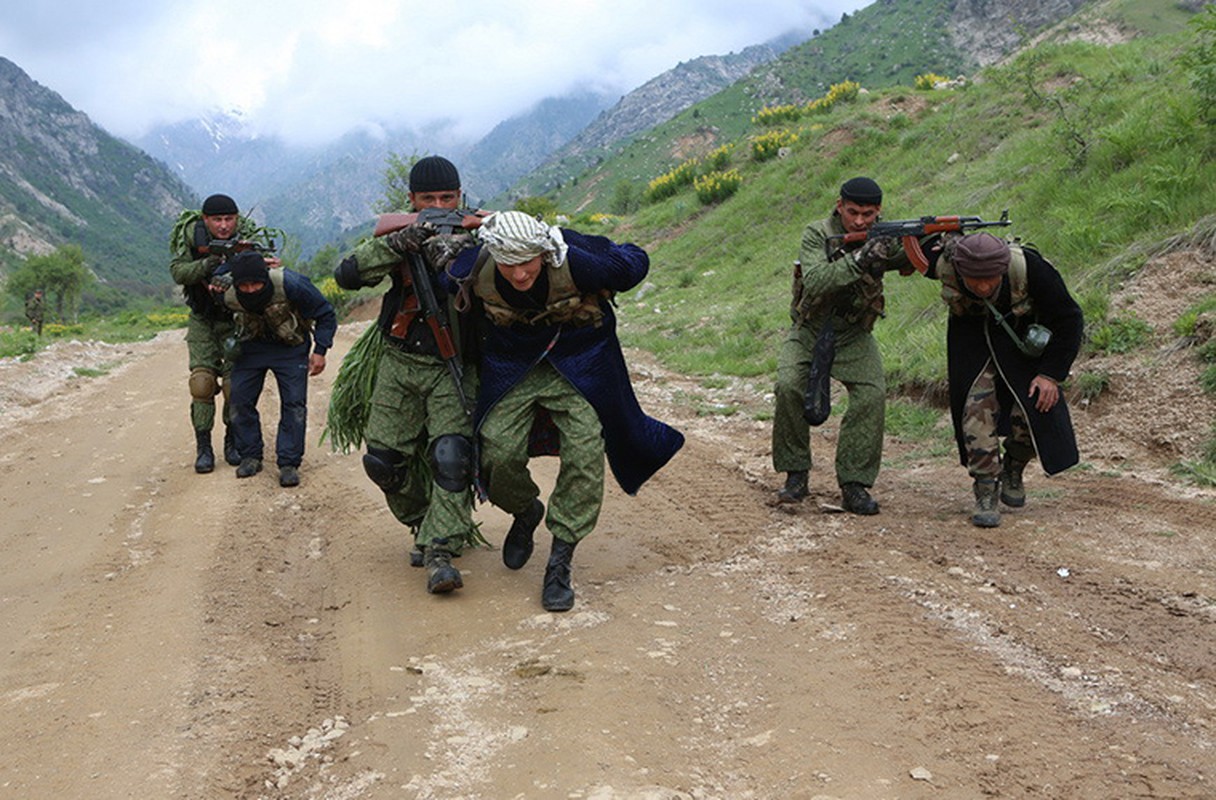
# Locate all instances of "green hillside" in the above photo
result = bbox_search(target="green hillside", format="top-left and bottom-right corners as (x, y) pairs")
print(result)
(581, 1), (1213, 403)
(525, 0), (971, 212)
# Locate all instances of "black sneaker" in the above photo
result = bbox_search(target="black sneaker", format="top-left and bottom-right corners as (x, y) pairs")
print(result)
(840, 482), (879, 515)
(236, 457), (263, 478)
(279, 465), (300, 487)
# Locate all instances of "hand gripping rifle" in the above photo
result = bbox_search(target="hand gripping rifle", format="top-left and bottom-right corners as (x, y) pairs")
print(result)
(203, 238), (276, 258)
(377, 207), (484, 415)
(826, 210), (1011, 273)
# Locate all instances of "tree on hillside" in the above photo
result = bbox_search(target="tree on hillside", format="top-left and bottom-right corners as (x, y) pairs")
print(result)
(5, 245), (95, 323)
(513, 195), (559, 221)
(376, 151), (420, 213)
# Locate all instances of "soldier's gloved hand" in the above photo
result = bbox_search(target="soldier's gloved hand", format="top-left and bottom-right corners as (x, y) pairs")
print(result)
(385, 223), (438, 255)
(854, 236), (903, 276)
(209, 272), (233, 294)
(422, 232), (476, 272)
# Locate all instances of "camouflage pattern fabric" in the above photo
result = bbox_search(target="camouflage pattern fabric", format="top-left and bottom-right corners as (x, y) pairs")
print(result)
(479, 361), (604, 544)
(961, 359), (1035, 479)
(186, 313), (236, 432)
(364, 346), (478, 552)
(772, 318), (885, 487)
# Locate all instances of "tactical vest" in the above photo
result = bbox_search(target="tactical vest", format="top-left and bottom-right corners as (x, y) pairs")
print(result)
(476, 254), (607, 328)
(793, 248), (886, 331)
(938, 243), (1031, 318)
(223, 268), (311, 345)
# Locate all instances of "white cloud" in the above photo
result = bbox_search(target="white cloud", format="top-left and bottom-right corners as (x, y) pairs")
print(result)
(0, 0), (870, 145)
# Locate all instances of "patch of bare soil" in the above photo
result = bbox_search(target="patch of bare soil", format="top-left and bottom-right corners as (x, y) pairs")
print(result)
(0, 248), (1214, 800)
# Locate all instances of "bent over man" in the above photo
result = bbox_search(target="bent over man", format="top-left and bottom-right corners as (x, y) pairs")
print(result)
(925, 232), (1083, 527)
(220, 252), (336, 488)
(442, 210), (684, 612)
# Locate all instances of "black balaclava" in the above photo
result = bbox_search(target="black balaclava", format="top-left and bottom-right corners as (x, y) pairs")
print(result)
(229, 252), (274, 313)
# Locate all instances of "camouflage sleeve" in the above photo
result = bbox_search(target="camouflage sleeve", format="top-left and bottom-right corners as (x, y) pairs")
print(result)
(795, 219), (864, 313)
(169, 247), (219, 287)
(338, 237), (402, 287)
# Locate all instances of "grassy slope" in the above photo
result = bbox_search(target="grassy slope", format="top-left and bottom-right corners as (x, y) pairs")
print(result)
(527, 0), (966, 213)
(598, 1), (1211, 408)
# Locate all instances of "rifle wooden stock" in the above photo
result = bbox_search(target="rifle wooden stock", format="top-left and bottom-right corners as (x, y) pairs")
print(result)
(373, 210), (489, 237)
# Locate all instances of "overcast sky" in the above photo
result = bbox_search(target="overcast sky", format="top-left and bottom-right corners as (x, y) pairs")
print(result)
(1, 0), (871, 147)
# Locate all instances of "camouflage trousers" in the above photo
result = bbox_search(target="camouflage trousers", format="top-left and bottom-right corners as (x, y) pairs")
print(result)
(185, 312), (235, 433)
(480, 360), (603, 545)
(772, 320), (885, 487)
(962, 360), (1035, 479)
(365, 347), (478, 551)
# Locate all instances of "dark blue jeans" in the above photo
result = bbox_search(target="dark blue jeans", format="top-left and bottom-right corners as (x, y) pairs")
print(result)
(229, 342), (310, 468)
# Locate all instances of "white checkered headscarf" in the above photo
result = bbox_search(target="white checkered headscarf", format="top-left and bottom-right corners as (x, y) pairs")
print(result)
(476, 210), (567, 266)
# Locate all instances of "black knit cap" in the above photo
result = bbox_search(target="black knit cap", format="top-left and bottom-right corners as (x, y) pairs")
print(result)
(228, 251), (270, 285)
(408, 156), (461, 193)
(201, 193), (239, 216)
(839, 176), (883, 206)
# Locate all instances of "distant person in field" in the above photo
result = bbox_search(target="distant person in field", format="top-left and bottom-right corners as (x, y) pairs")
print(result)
(771, 177), (909, 514)
(169, 193), (278, 474)
(439, 210), (684, 612)
(217, 251), (336, 488)
(24, 289), (44, 336)
(923, 231), (1083, 528)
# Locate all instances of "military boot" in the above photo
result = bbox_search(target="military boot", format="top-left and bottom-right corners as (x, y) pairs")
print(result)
(999, 459), (1027, 508)
(222, 426), (241, 467)
(542, 537), (578, 612)
(971, 478), (1001, 528)
(194, 430), (215, 474)
(841, 482), (879, 515)
(503, 498), (544, 570)
(424, 538), (463, 594)
(776, 470), (809, 503)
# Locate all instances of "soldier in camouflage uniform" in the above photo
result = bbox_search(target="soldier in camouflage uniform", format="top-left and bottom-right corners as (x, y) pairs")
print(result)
(771, 177), (908, 514)
(24, 290), (44, 336)
(332, 156), (480, 595)
(169, 194), (268, 474)
(924, 232), (1083, 527)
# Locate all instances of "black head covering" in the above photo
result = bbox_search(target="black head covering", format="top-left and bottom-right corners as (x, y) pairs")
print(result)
(229, 252), (274, 312)
(839, 177), (883, 206)
(408, 156), (461, 193)
(202, 193), (239, 216)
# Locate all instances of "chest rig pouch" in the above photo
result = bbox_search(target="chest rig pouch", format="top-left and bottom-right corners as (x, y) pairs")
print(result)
(224, 269), (310, 346)
(477, 254), (608, 328)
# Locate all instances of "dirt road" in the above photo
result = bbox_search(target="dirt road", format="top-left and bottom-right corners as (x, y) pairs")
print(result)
(1, 300), (1214, 799)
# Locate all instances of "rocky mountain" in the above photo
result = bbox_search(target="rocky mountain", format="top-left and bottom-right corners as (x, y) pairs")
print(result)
(0, 57), (195, 297)
(135, 35), (797, 255)
(499, 34), (803, 203)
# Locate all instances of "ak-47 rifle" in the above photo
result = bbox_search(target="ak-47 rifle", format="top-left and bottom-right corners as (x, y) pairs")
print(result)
(827, 210), (1011, 273)
(378, 207), (485, 415)
(202, 238), (276, 258)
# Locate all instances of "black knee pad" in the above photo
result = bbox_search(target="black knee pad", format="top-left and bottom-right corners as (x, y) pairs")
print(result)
(429, 434), (473, 492)
(363, 446), (408, 493)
